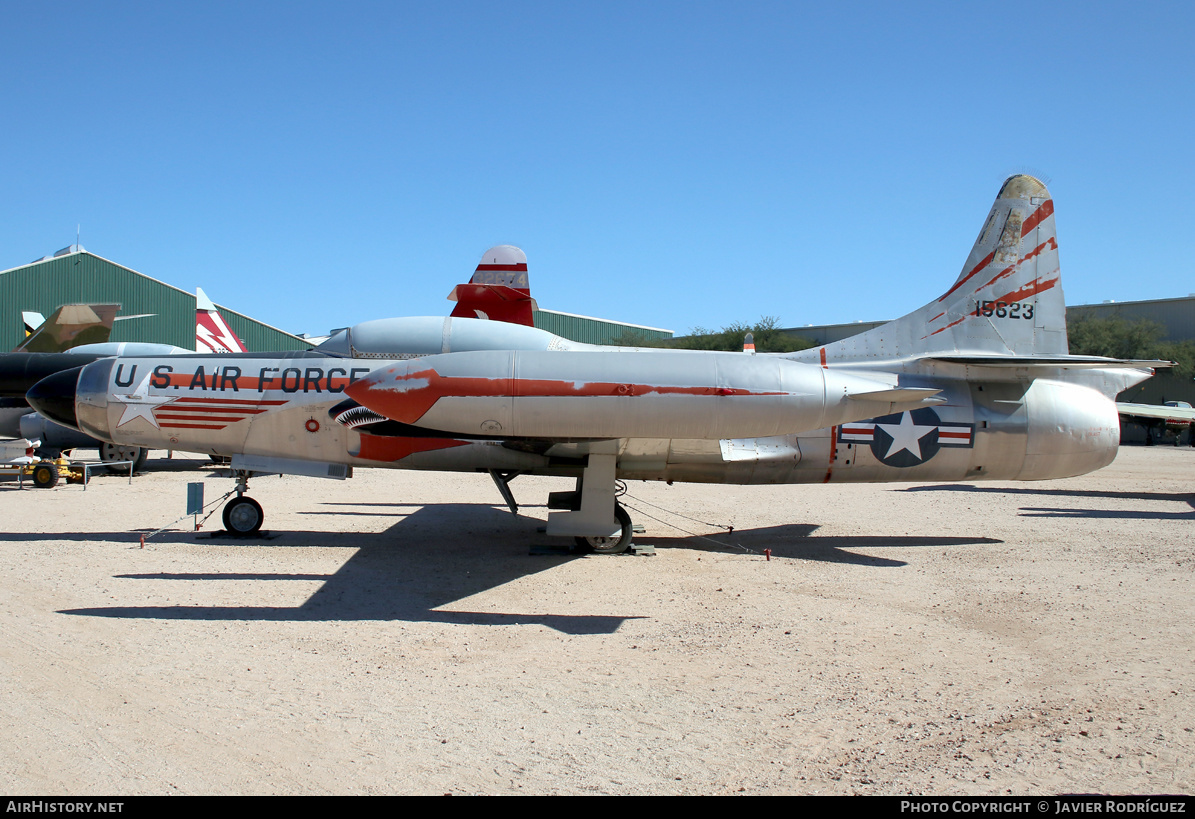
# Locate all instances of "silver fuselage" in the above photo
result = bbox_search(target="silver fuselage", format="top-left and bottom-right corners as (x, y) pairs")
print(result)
(66, 346), (1132, 487)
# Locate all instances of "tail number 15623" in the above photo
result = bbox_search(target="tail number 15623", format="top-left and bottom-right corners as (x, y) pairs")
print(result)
(975, 300), (1034, 319)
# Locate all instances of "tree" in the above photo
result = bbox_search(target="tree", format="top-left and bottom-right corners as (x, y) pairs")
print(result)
(609, 317), (814, 353)
(1067, 315), (1193, 377)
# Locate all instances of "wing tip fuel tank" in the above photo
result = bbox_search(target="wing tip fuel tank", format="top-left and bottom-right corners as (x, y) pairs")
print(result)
(344, 350), (946, 440)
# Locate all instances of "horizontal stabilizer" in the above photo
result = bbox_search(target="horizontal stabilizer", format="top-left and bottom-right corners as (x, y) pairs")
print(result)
(928, 354), (1173, 369)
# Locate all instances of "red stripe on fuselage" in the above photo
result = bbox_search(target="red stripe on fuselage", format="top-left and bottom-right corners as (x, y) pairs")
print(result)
(159, 405), (269, 415)
(169, 396), (288, 405)
(823, 425), (838, 483)
(159, 422), (229, 430)
(154, 411), (258, 419)
(347, 368), (787, 425)
(355, 434), (469, 463)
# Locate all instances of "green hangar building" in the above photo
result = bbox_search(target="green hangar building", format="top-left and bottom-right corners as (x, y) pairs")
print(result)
(0, 246), (312, 352)
(1, 245), (673, 352)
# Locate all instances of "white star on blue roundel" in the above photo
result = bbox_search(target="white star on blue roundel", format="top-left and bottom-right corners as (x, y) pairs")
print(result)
(838, 409), (975, 468)
(870, 408), (945, 467)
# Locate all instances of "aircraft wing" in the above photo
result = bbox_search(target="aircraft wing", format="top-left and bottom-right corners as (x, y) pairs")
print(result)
(1116, 403), (1195, 423)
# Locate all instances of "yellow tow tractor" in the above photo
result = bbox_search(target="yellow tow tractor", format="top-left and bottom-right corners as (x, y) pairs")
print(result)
(0, 440), (84, 488)
(23, 456), (85, 488)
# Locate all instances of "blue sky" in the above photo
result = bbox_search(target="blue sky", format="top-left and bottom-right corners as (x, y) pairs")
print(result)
(2, 1), (1191, 338)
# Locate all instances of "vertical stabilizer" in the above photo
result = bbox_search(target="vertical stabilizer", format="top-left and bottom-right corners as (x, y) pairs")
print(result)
(807, 175), (1066, 364)
(195, 288), (248, 353)
(16, 304), (121, 353)
(448, 245), (538, 327)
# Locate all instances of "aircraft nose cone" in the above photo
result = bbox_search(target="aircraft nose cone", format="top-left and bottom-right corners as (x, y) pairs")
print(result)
(27, 366), (83, 430)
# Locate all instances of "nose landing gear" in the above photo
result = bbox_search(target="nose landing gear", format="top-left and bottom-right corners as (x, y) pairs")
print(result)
(221, 472), (264, 535)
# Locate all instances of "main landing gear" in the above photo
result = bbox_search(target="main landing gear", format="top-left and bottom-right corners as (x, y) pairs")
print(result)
(490, 456), (638, 554)
(545, 444), (637, 554)
(221, 471), (264, 535)
(573, 502), (634, 555)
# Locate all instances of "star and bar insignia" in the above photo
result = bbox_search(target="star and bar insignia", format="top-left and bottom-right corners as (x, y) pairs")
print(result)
(839, 408), (974, 467)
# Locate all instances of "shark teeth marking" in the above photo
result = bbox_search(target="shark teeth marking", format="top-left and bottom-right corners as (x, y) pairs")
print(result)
(335, 405), (388, 428)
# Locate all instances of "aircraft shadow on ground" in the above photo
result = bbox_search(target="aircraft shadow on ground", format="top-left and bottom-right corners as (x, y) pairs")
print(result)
(640, 522), (1001, 567)
(33, 500), (1002, 628)
(1016, 506), (1195, 520)
(900, 484), (1195, 518)
(51, 503), (635, 634)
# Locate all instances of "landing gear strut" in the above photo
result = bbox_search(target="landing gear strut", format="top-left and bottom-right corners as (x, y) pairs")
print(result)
(221, 472), (264, 535)
(546, 444), (636, 554)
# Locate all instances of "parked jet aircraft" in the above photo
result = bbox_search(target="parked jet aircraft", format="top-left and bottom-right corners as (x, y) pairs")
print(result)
(1117, 400), (1195, 445)
(3, 291), (245, 467)
(28, 176), (1170, 551)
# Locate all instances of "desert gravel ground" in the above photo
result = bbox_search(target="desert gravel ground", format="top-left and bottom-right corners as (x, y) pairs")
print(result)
(0, 445), (1191, 795)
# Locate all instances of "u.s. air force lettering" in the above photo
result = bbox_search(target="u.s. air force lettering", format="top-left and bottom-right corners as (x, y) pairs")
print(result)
(112, 364), (374, 393)
(839, 408), (975, 467)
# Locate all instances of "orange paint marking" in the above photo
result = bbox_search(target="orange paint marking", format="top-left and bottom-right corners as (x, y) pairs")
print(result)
(355, 435), (469, 463)
(1020, 199), (1054, 236)
(347, 368), (787, 425)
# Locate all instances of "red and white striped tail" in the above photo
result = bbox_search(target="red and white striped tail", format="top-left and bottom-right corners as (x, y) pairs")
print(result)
(804, 175), (1068, 365)
(195, 288), (247, 353)
(447, 245), (537, 327)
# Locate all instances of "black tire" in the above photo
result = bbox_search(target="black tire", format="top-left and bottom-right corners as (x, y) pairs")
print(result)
(31, 462), (59, 489)
(574, 503), (633, 555)
(222, 496), (264, 536)
(100, 443), (148, 474)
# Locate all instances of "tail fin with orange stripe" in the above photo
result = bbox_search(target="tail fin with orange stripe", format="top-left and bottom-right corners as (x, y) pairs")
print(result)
(806, 175), (1067, 365)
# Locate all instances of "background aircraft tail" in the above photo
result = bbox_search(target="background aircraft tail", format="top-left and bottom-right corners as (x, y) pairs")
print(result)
(15, 303), (121, 353)
(22, 311), (45, 339)
(448, 245), (537, 327)
(806, 175), (1066, 364)
(195, 288), (248, 353)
